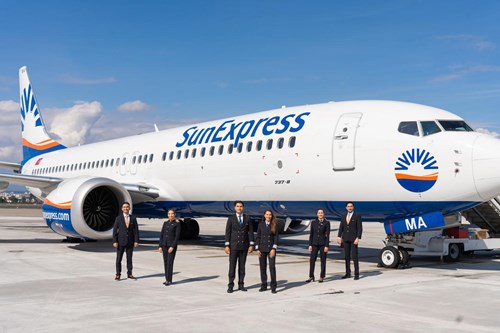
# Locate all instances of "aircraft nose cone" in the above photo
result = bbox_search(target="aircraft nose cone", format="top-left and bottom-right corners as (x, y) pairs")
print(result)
(473, 134), (500, 200)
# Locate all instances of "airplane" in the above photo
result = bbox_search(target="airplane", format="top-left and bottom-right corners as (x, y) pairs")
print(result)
(1, 66), (500, 253)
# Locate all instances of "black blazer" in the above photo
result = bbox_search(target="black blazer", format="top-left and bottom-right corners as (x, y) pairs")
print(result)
(255, 221), (278, 253)
(159, 220), (181, 248)
(308, 219), (330, 246)
(338, 212), (362, 242)
(112, 214), (139, 246)
(225, 214), (254, 251)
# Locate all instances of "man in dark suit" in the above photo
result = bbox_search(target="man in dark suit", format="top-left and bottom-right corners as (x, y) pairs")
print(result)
(306, 208), (330, 283)
(337, 201), (363, 280)
(224, 200), (254, 293)
(112, 202), (139, 280)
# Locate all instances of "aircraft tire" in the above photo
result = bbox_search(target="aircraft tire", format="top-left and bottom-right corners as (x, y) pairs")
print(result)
(379, 246), (400, 268)
(398, 248), (410, 265)
(180, 218), (200, 240)
(446, 243), (461, 262)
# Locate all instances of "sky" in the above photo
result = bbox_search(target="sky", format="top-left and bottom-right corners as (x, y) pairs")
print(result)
(1, 0), (500, 170)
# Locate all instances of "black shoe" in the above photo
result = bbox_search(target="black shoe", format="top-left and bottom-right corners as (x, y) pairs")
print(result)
(127, 275), (137, 280)
(163, 281), (168, 286)
(238, 285), (248, 292)
(227, 287), (233, 293)
(271, 289), (277, 294)
(115, 274), (121, 281)
(341, 274), (351, 279)
(318, 278), (324, 283)
(354, 275), (359, 280)
(259, 286), (267, 292)
(305, 277), (315, 283)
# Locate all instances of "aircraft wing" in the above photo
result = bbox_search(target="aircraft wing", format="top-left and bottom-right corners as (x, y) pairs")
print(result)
(0, 172), (160, 203)
(0, 161), (22, 173)
(0, 173), (62, 191)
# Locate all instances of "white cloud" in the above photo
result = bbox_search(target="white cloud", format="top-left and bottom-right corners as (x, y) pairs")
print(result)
(432, 65), (500, 82)
(476, 128), (500, 138)
(0, 100), (19, 112)
(436, 35), (495, 51)
(117, 100), (152, 112)
(60, 75), (117, 85)
(0, 146), (16, 160)
(49, 101), (103, 146)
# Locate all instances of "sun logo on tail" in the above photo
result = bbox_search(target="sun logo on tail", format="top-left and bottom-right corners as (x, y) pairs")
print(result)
(20, 84), (43, 132)
(394, 148), (439, 193)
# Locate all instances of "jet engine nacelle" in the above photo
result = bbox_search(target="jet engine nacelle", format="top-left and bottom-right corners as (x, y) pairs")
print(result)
(42, 176), (131, 240)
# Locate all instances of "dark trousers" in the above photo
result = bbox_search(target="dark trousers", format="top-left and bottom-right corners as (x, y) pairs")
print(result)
(259, 252), (277, 289)
(309, 245), (327, 278)
(228, 249), (247, 288)
(162, 246), (177, 282)
(343, 241), (359, 276)
(116, 244), (134, 275)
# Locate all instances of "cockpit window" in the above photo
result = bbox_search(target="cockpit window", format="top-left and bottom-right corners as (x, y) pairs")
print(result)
(398, 121), (419, 136)
(421, 121), (441, 136)
(438, 120), (473, 132)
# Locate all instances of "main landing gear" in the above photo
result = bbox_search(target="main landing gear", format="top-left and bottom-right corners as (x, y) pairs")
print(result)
(180, 218), (200, 239)
(378, 245), (410, 269)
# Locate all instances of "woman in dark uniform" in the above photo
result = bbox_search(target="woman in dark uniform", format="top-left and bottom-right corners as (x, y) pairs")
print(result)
(306, 208), (330, 283)
(255, 210), (279, 293)
(158, 209), (181, 286)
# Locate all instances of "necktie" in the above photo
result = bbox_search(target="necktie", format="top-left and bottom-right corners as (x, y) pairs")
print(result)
(125, 215), (129, 228)
(238, 215), (242, 225)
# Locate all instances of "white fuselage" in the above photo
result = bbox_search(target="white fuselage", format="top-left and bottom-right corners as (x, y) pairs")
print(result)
(21, 100), (500, 221)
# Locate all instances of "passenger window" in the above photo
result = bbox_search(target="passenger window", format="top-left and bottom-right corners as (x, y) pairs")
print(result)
(218, 145), (224, 155)
(162, 152), (167, 161)
(201, 147), (206, 157)
(169, 151), (174, 160)
(132, 156), (136, 164)
(421, 121), (441, 136)
(149, 154), (153, 162)
(289, 136), (296, 148)
(266, 139), (273, 150)
(138, 155), (142, 164)
(398, 122), (419, 136)
(122, 158), (126, 166)
(228, 144), (233, 154)
(175, 151), (181, 160)
(110, 159), (114, 167)
(209, 146), (215, 156)
(237, 142), (243, 153)
(184, 150), (189, 159)
(256, 140), (263, 151)
(246, 142), (253, 152)
(277, 138), (284, 149)
(192, 148), (197, 158)
(105, 160), (109, 167)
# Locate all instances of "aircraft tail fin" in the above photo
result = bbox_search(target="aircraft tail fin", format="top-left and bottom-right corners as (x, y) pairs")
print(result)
(19, 66), (65, 163)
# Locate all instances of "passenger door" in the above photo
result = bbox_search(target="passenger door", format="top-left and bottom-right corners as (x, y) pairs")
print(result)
(332, 113), (362, 171)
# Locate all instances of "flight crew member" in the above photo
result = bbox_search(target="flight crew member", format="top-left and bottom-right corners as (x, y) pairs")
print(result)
(158, 209), (181, 286)
(306, 208), (330, 283)
(224, 200), (254, 293)
(337, 201), (363, 280)
(255, 210), (279, 294)
(112, 202), (139, 280)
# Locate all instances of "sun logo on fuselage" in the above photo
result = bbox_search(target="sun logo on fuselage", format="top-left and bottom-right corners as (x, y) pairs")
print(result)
(395, 148), (438, 193)
(20, 84), (42, 132)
